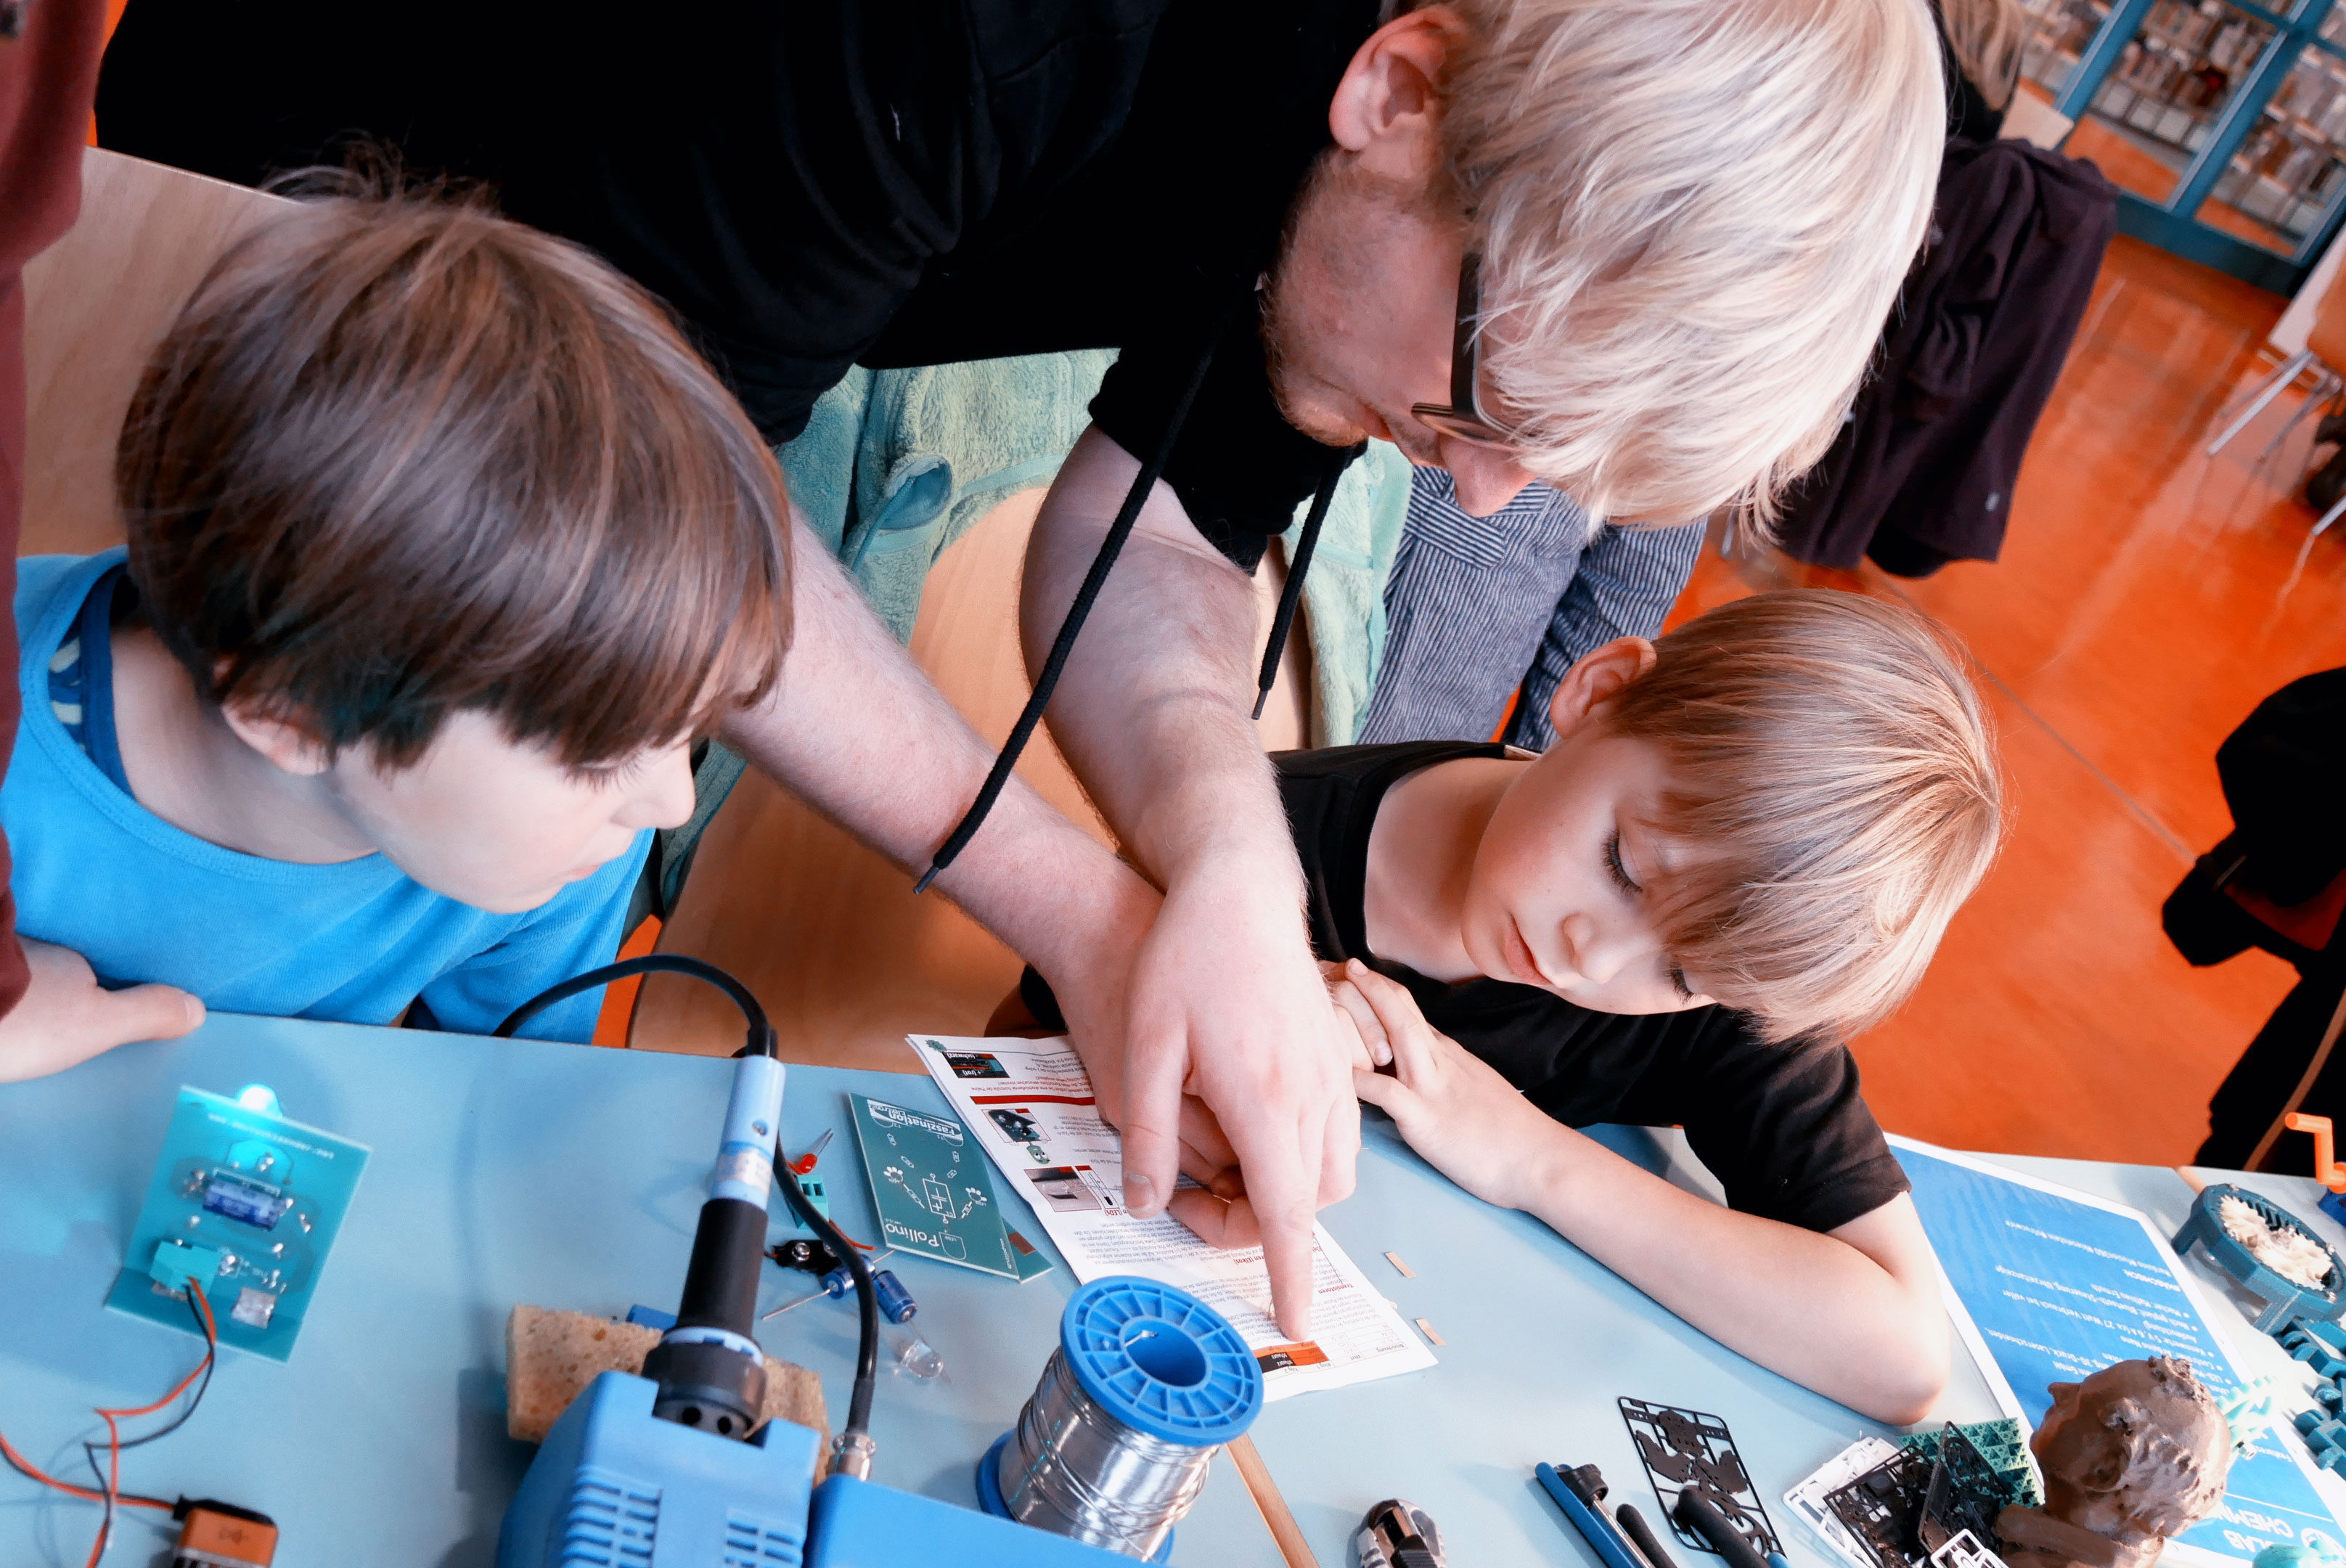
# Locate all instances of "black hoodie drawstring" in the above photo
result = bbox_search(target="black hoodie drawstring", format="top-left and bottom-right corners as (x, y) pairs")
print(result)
(912, 341), (1358, 894)
(912, 334), (1219, 894)
(1251, 446), (1356, 721)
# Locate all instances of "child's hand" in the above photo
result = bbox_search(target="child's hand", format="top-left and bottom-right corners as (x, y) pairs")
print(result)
(1333, 960), (1558, 1213)
(1319, 959), (1388, 1071)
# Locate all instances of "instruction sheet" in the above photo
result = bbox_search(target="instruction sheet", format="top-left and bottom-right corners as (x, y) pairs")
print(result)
(910, 1033), (1437, 1399)
(1893, 1136), (2346, 1568)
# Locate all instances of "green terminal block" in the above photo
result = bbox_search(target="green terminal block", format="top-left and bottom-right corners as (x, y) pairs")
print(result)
(150, 1239), (224, 1296)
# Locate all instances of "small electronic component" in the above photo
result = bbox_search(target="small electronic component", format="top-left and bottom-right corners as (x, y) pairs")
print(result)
(786, 1128), (834, 1177)
(761, 1259), (917, 1324)
(200, 1169), (293, 1230)
(767, 1237), (842, 1275)
(150, 1240), (222, 1296)
(872, 1269), (917, 1324)
(230, 1287), (278, 1329)
(892, 1334), (945, 1379)
(1619, 1397), (1783, 1559)
(787, 1175), (831, 1230)
(170, 1498), (277, 1567)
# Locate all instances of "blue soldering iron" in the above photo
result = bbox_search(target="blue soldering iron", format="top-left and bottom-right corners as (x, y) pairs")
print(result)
(494, 955), (785, 1442)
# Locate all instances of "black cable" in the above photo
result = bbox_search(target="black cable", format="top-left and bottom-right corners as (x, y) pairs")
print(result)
(912, 327), (1223, 895)
(1251, 448), (1355, 719)
(80, 1291), (211, 1508)
(774, 1151), (878, 1443)
(493, 953), (774, 1057)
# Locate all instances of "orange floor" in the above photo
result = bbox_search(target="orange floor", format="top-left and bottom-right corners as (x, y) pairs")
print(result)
(1667, 234), (2346, 1165)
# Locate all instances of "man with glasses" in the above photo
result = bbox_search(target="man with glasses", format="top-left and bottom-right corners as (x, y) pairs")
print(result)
(99, 0), (1946, 1337)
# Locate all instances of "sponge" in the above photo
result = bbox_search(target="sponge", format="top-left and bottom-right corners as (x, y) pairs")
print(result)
(504, 1304), (829, 1446)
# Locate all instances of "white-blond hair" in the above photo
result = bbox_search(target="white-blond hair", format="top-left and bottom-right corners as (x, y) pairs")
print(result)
(1598, 591), (2002, 1042)
(1439, 0), (1945, 534)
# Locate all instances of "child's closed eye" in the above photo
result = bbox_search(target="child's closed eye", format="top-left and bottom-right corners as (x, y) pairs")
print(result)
(1605, 830), (1642, 895)
(568, 754), (650, 788)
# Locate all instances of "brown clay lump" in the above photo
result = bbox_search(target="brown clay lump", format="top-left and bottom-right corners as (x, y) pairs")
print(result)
(1996, 1357), (2232, 1568)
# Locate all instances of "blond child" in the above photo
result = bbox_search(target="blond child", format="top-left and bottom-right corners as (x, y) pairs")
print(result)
(1309, 589), (1998, 1422)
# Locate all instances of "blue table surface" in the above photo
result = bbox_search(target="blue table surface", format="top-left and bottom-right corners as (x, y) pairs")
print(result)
(0, 1014), (2291, 1567)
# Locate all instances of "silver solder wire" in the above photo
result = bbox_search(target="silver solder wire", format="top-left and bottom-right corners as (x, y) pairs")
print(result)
(994, 1346), (1221, 1556)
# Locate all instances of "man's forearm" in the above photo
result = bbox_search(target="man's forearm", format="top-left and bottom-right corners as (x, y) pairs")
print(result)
(1021, 428), (1303, 888)
(1516, 1126), (1948, 1423)
(722, 510), (1156, 984)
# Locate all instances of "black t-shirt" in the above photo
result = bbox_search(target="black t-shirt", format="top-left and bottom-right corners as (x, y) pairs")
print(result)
(1281, 740), (1910, 1235)
(96, 0), (1376, 568)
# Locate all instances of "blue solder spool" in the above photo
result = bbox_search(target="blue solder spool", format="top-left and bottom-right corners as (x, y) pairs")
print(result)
(978, 1276), (1264, 1561)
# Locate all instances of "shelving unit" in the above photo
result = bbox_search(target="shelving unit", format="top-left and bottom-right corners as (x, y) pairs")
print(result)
(2024, 0), (2346, 288)
(2211, 45), (2346, 240)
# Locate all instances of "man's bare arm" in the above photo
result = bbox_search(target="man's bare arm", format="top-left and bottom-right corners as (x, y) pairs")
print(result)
(721, 510), (1161, 1071)
(1021, 426), (1358, 1339)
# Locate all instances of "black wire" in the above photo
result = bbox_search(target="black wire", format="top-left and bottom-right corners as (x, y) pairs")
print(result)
(1251, 449), (1354, 720)
(912, 326), (1225, 895)
(73, 1288), (211, 1524)
(493, 954), (774, 1056)
(773, 1151), (878, 1442)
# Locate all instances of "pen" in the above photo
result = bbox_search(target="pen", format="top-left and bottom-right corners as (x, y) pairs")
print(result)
(1537, 1463), (1651, 1568)
(1673, 1489), (1771, 1568)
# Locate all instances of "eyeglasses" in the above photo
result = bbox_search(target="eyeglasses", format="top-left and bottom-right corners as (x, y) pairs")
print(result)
(1410, 253), (1521, 452)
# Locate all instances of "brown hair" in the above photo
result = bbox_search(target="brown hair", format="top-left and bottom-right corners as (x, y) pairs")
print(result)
(1598, 590), (2003, 1042)
(116, 185), (790, 770)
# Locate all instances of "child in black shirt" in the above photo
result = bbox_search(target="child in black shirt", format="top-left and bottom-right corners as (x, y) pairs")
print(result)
(1018, 589), (1998, 1420)
(1309, 589), (2000, 1422)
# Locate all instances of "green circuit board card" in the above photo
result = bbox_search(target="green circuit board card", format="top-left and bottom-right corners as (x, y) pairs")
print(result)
(849, 1095), (1018, 1278)
(105, 1085), (371, 1362)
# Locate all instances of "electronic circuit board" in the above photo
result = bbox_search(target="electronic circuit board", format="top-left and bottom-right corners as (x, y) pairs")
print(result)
(849, 1095), (1018, 1278)
(105, 1085), (369, 1361)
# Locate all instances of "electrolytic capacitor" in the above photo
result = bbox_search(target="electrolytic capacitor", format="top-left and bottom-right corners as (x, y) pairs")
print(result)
(816, 1265), (917, 1323)
(763, 1262), (917, 1323)
(872, 1269), (917, 1324)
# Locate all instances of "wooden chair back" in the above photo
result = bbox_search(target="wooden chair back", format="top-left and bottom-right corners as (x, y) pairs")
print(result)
(22, 147), (287, 557)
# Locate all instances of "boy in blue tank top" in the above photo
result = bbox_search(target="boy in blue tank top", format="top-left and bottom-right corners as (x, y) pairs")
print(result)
(0, 186), (790, 1076)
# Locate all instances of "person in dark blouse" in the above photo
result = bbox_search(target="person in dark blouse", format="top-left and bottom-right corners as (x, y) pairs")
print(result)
(1314, 589), (2000, 1421)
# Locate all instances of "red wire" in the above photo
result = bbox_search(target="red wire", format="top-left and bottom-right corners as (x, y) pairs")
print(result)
(0, 1286), (215, 1566)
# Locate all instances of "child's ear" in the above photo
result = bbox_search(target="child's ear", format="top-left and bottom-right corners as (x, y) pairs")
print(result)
(1547, 637), (1658, 739)
(219, 696), (334, 777)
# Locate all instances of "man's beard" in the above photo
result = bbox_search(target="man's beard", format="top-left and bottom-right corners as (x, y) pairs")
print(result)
(1259, 153), (1386, 449)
